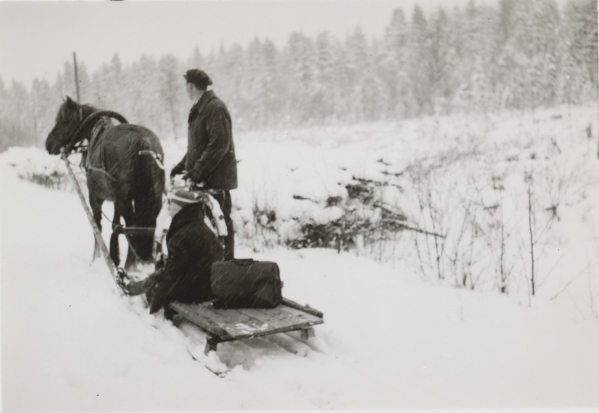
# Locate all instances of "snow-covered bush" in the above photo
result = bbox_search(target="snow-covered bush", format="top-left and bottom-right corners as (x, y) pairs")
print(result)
(286, 176), (408, 254)
(400, 109), (599, 301)
(2, 147), (86, 190)
(232, 199), (282, 252)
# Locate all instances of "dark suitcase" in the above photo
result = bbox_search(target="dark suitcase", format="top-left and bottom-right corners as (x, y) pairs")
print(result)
(211, 259), (283, 309)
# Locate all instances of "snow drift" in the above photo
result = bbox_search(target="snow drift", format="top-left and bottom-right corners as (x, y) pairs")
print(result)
(2, 104), (599, 410)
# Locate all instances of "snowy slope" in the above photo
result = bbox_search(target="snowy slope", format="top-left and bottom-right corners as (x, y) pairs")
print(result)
(2, 105), (599, 410)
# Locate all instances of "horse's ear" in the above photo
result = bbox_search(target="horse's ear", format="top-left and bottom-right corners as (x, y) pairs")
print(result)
(65, 96), (78, 110)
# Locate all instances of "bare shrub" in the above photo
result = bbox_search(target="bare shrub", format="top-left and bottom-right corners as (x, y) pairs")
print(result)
(287, 176), (409, 260)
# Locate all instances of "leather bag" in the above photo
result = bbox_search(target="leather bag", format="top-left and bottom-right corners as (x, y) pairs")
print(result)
(211, 259), (283, 309)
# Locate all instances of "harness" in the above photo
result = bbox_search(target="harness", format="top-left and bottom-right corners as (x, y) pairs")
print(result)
(66, 112), (164, 179)
(62, 111), (166, 266)
(86, 118), (125, 183)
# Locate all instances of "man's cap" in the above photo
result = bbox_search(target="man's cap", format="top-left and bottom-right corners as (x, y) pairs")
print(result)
(184, 69), (213, 89)
(170, 189), (202, 207)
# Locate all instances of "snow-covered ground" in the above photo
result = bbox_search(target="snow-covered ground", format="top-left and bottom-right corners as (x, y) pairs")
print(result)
(2, 104), (599, 410)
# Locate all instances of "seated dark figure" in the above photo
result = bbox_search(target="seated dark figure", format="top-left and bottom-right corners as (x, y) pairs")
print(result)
(125, 189), (224, 314)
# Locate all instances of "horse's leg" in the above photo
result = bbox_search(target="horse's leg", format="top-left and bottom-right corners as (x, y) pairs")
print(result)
(89, 193), (104, 264)
(109, 205), (122, 267)
(115, 197), (137, 271)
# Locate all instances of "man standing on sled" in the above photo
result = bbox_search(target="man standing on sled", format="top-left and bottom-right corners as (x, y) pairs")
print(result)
(123, 190), (224, 314)
(170, 69), (237, 261)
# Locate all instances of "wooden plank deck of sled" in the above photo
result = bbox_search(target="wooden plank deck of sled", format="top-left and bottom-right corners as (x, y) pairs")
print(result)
(169, 298), (324, 354)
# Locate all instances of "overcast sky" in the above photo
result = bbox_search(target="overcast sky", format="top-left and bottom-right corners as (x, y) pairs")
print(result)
(1, 0), (523, 87)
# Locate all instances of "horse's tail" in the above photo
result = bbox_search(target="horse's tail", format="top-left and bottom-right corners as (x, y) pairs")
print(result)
(133, 135), (166, 261)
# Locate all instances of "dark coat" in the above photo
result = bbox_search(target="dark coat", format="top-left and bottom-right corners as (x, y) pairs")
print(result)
(180, 90), (238, 190)
(145, 203), (224, 313)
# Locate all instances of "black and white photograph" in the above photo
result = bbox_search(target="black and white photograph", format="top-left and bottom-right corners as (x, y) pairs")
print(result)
(1, 0), (598, 410)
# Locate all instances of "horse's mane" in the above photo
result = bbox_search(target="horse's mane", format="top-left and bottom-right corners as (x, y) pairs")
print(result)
(55, 100), (97, 124)
(59, 99), (129, 152)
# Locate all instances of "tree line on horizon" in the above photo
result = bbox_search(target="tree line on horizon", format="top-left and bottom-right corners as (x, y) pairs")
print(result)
(0, 0), (596, 152)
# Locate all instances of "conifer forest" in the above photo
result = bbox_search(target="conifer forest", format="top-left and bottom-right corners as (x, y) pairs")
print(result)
(1, 0), (596, 152)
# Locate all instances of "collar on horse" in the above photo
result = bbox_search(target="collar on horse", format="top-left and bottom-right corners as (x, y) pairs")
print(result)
(64, 110), (128, 155)
(61, 110), (128, 171)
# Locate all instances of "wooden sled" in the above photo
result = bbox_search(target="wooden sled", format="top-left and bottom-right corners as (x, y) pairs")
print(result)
(169, 298), (324, 355)
(61, 149), (324, 361)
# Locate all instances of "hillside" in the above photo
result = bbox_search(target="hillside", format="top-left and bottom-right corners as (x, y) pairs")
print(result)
(1, 103), (598, 410)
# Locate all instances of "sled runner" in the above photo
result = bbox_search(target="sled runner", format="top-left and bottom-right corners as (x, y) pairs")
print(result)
(170, 297), (324, 355)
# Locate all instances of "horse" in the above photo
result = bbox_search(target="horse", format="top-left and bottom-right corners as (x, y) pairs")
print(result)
(46, 96), (166, 270)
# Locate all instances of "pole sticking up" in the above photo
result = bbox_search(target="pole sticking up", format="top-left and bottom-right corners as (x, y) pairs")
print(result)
(73, 52), (82, 121)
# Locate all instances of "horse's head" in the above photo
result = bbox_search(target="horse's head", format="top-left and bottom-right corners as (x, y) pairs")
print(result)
(46, 96), (82, 155)
(46, 99), (128, 156)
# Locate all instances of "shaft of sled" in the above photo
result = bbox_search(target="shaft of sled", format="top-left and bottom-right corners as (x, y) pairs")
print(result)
(61, 149), (122, 292)
(282, 298), (324, 319)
